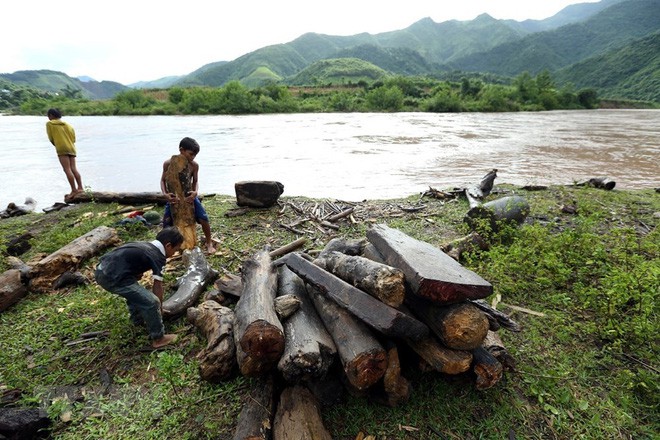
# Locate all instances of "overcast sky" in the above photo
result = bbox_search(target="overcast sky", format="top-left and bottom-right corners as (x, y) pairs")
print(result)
(3, 0), (598, 85)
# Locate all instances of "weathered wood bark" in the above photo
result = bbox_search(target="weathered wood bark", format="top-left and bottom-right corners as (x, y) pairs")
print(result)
(215, 272), (243, 298)
(407, 298), (489, 350)
(441, 232), (490, 261)
(470, 299), (522, 333)
(0, 407), (50, 439)
(235, 181), (284, 208)
(234, 249), (285, 377)
(466, 169), (498, 200)
(277, 266), (337, 383)
(367, 224), (492, 304)
(29, 226), (121, 293)
(0, 269), (29, 312)
(318, 237), (366, 258)
(164, 154), (197, 250)
(162, 247), (218, 318)
(361, 242), (385, 262)
(307, 285), (386, 390)
(405, 334), (473, 375)
(369, 343), (411, 407)
(64, 191), (169, 205)
(465, 196), (530, 233)
(186, 300), (237, 382)
(273, 385), (332, 440)
(482, 330), (516, 372)
(471, 346), (503, 390)
(233, 375), (275, 440)
(274, 294), (301, 320)
(315, 251), (405, 308)
(280, 252), (429, 340)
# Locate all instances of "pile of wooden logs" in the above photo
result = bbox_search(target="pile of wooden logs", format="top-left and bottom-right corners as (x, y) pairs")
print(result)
(187, 223), (520, 439)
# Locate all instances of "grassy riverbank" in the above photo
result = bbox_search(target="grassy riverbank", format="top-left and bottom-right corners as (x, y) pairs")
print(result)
(0, 185), (658, 439)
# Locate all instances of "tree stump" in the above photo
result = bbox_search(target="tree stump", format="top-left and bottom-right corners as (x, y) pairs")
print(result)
(164, 154), (197, 250)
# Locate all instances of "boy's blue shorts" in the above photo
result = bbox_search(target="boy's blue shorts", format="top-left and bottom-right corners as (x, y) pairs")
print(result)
(163, 197), (209, 227)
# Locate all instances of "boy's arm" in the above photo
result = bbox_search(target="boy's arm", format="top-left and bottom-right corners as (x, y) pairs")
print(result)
(185, 161), (200, 203)
(160, 160), (177, 204)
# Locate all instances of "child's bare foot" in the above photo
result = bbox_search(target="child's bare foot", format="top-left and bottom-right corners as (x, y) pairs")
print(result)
(152, 333), (177, 348)
(206, 243), (217, 254)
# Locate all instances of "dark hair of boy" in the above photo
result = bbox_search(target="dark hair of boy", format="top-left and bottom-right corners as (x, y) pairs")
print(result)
(179, 137), (200, 154)
(47, 108), (63, 119)
(156, 227), (184, 247)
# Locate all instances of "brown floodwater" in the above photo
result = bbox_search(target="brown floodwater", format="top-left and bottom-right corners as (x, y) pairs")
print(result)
(1, 109), (658, 207)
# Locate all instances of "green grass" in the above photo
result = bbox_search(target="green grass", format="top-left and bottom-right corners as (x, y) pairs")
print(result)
(0, 186), (658, 439)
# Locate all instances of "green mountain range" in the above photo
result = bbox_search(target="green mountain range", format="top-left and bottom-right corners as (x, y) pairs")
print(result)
(2, 0), (658, 102)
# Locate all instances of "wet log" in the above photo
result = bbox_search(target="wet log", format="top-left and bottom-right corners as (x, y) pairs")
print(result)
(466, 169), (498, 201)
(29, 226), (121, 293)
(233, 375), (275, 440)
(405, 334), (472, 375)
(273, 385), (332, 440)
(0, 269), (29, 312)
(234, 249), (285, 377)
(441, 232), (490, 261)
(307, 285), (386, 390)
(277, 266), (337, 383)
(369, 342), (411, 407)
(164, 154), (197, 250)
(186, 300), (237, 382)
(235, 181), (284, 208)
(279, 253), (429, 340)
(315, 251), (405, 308)
(482, 330), (516, 372)
(407, 298), (489, 350)
(578, 177), (616, 190)
(471, 346), (503, 390)
(162, 247), (218, 318)
(470, 299), (522, 333)
(465, 196), (530, 233)
(64, 191), (169, 205)
(366, 224), (492, 304)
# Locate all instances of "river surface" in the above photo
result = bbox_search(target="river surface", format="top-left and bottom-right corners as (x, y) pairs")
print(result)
(1, 110), (658, 209)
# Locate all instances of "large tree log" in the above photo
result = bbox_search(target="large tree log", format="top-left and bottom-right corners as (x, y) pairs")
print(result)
(235, 181), (284, 208)
(29, 226), (121, 293)
(234, 249), (285, 377)
(162, 247), (218, 318)
(164, 154), (197, 250)
(65, 191), (169, 205)
(233, 375), (275, 440)
(366, 223), (492, 304)
(277, 266), (337, 383)
(471, 346), (503, 390)
(318, 237), (366, 258)
(307, 285), (386, 390)
(405, 334), (473, 375)
(186, 300), (237, 382)
(406, 298), (489, 350)
(315, 251), (405, 308)
(0, 269), (29, 312)
(279, 253), (428, 340)
(273, 385), (332, 440)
